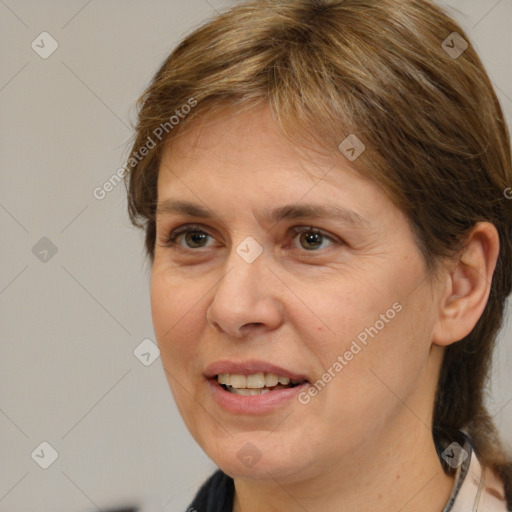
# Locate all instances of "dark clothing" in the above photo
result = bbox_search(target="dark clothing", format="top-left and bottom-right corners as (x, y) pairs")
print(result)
(187, 469), (234, 512)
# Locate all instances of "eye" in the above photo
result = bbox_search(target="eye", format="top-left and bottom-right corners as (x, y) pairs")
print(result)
(162, 225), (216, 249)
(291, 227), (336, 251)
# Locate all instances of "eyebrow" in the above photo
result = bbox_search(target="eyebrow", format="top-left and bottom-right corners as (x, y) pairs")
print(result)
(155, 199), (370, 228)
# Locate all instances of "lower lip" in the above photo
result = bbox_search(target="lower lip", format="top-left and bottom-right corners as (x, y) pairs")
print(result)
(207, 378), (309, 415)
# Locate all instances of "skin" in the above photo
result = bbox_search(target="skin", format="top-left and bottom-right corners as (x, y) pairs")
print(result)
(150, 104), (499, 512)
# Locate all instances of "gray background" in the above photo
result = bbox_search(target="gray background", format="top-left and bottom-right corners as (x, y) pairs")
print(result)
(0, 1), (511, 511)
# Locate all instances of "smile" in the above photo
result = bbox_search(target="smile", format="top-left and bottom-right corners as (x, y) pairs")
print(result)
(217, 373), (304, 395)
(205, 360), (310, 414)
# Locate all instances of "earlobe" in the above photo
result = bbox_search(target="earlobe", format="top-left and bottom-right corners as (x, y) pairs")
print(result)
(432, 222), (500, 347)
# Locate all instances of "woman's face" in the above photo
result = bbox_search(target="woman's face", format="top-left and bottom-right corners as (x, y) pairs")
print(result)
(151, 105), (444, 482)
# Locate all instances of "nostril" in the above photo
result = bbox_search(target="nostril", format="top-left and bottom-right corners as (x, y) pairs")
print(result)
(241, 322), (265, 330)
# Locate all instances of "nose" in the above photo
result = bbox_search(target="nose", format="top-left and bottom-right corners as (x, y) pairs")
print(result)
(206, 249), (284, 338)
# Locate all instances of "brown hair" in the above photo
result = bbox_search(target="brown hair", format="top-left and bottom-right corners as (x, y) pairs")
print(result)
(125, 0), (512, 500)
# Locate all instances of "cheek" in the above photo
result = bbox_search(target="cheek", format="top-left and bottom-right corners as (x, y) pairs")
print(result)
(305, 257), (434, 395)
(323, 287), (435, 415)
(150, 270), (208, 428)
(297, 275), (400, 363)
(150, 270), (206, 365)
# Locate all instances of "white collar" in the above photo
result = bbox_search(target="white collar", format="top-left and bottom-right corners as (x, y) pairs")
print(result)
(444, 439), (508, 511)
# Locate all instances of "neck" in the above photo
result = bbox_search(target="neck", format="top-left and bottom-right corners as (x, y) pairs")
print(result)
(232, 417), (454, 512)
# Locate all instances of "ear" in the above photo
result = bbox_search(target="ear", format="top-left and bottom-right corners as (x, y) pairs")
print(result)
(432, 222), (500, 347)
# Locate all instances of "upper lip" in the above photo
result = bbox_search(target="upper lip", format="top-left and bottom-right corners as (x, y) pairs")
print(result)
(204, 360), (309, 382)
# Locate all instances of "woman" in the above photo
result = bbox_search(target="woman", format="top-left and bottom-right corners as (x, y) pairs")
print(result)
(125, 0), (512, 510)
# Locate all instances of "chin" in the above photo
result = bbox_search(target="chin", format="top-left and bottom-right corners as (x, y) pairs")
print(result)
(203, 431), (317, 483)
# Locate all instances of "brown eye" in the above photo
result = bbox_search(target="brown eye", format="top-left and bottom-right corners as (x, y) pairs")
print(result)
(293, 228), (335, 251)
(164, 225), (216, 249)
(184, 231), (209, 248)
(299, 231), (324, 250)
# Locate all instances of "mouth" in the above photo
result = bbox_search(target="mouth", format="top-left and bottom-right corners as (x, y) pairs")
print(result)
(204, 361), (310, 414)
(216, 372), (306, 396)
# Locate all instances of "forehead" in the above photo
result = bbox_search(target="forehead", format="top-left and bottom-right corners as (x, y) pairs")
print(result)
(159, 105), (363, 189)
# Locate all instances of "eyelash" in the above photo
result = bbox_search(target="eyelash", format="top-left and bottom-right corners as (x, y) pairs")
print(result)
(162, 224), (214, 247)
(161, 224), (340, 251)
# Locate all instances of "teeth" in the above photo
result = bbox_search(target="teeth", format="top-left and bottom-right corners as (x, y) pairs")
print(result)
(246, 373), (265, 388)
(217, 372), (300, 389)
(230, 374), (247, 388)
(218, 374), (230, 385)
(265, 373), (279, 387)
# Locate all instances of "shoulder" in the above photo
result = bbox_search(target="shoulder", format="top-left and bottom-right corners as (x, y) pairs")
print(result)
(449, 442), (509, 511)
(475, 458), (509, 511)
(186, 469), (234, 512)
